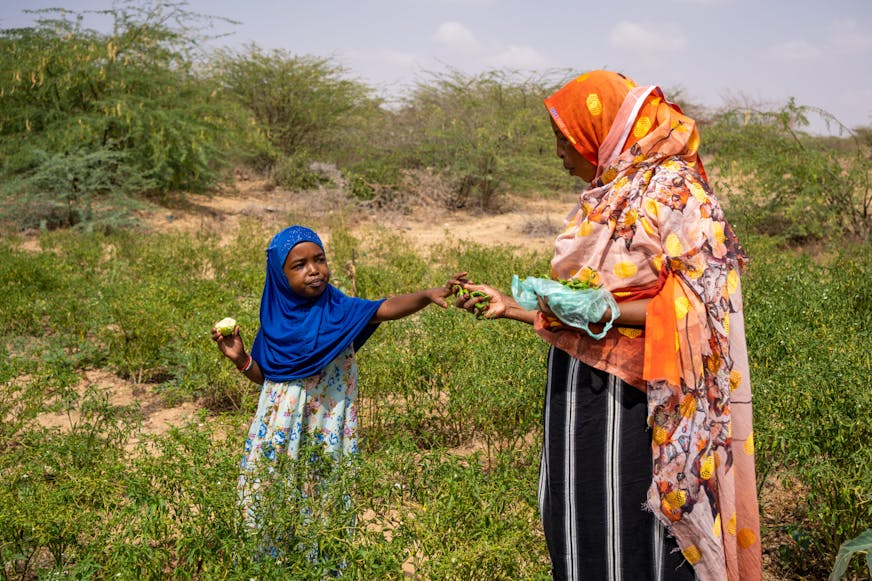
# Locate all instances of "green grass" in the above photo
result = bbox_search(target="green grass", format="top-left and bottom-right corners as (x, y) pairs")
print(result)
(0, 225), (869, 579)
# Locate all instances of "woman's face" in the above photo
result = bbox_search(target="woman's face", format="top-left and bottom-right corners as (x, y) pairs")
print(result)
(283, 241), (330, 298)
(551, 117), (597, 183)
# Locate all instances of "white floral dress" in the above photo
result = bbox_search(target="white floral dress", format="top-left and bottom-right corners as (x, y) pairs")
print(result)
(238, 345), (359, 516)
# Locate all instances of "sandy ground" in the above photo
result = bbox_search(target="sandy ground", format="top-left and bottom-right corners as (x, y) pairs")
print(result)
(146, 173), (577, 253)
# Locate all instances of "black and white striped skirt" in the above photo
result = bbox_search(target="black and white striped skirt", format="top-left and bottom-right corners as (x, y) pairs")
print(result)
(539, 346), (697, 581)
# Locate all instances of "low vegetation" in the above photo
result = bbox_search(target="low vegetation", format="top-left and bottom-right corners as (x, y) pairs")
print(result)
(1, 1), (870, 579)
(1, 223), (869, 579)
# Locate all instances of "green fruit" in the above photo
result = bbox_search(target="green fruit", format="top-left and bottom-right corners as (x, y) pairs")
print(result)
(215, 317), (237, 336)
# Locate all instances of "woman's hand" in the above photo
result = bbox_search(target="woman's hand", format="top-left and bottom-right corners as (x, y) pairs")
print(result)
(454, 281), (508, 319)
(536, 296), (557, 320)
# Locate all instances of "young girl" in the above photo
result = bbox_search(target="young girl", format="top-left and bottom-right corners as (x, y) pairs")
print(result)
(212, 225), (462, 532)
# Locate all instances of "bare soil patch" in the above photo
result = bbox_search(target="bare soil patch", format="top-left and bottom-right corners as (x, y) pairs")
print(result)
(35, 368), (201, 448)
(142, 173), (575, 254)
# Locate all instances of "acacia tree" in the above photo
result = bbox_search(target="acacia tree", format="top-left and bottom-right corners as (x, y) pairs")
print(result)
(214, 46), (376, 159)
(210, 45), (381, 191)
(704, 100), (871, 244)
(0, 1), (247, 228)
(394, 69), (572, 210)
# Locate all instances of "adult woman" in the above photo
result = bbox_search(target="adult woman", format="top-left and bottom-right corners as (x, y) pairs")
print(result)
(456, 70), (761, 580)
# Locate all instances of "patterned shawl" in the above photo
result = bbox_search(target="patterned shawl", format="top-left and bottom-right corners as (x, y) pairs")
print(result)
(538, 70), (762, 580)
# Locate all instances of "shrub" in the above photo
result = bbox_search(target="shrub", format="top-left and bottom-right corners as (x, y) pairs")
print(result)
(704, 100), (872, 244)
(0, 1), (249, 228)
(364, 69), (575, 211)
(0, 147), (151, 231)
(214, 45), (378, 161)
(272, 151), (333, 192)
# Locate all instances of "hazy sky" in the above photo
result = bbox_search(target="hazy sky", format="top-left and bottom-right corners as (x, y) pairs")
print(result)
(4, 0), (872, 132)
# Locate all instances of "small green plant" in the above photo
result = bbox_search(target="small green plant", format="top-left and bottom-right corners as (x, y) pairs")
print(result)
(346, 171), (377, 201)
(272, 151), (332, 191)
(829, 528), (872, 581)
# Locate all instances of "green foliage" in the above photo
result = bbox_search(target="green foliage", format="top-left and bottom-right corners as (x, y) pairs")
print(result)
(214, 45), (377, 161)
(333, 113), (403, 194)
(0, 386), (137, 578)
(1, 146), (151, 230)
(0, 1), (250, 229)
(704, 100), (872, 244)
(743, 236), (872, 576)
(383, 69), (573, 210)
(391, 449), (550, 580)
(335, 70), (571, 210)
(272, 150), (333, 192)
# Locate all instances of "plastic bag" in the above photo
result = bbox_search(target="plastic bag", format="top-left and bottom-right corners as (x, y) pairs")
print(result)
(511, 275), (620, 340)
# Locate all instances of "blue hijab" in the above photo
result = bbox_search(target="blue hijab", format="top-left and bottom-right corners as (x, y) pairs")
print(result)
(250, 226), (384, 381)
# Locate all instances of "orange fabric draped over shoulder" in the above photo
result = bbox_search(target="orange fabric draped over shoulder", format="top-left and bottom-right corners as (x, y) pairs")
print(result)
(536, 70), (761, 581)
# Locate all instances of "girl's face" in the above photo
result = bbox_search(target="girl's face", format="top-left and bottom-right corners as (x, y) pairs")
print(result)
(551, 117), (597, 183)
(283, 241), (330, 298)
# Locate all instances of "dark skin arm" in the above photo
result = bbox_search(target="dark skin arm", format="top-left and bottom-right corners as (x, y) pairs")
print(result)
(370, 272), (467, 322)
(211, 272), (467, 383)
(211, 324), (264, 385)
(369, 288), (448, 322)
(455, 280), (650, 326)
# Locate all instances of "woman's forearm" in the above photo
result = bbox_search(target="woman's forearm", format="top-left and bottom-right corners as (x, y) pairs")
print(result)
(607, 298), (650, 326)
(533, 297), (650, 329)
(502, 297), (537, 324)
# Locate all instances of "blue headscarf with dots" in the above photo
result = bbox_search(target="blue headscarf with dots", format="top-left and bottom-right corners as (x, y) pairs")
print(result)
(250, 225), (384, 381)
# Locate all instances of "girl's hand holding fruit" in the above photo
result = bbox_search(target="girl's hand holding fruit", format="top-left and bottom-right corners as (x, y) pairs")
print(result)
(212, 317), (246, 366)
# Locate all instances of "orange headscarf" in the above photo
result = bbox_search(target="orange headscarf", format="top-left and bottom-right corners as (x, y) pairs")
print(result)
(545, 69), (707, 182)
(536, 70), (761, 581)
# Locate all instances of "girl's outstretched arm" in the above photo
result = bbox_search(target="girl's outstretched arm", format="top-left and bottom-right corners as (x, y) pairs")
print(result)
(370, 272), (466, 322)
